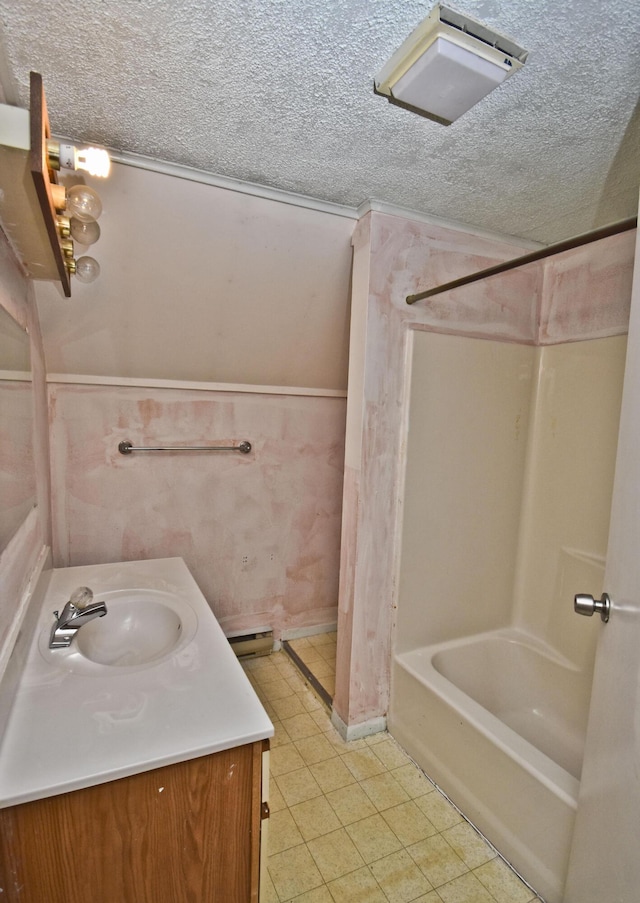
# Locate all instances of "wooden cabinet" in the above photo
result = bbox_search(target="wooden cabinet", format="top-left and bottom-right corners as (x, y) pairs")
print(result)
(0, 740), (269, 902)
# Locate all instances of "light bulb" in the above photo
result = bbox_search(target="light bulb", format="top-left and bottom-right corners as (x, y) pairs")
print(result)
(49, 141), (111, 178)
(66, 184), (103, 222)
(74, 146), (111, 178)
(70, 217), (101, 246)
(74, 256), (101, 283)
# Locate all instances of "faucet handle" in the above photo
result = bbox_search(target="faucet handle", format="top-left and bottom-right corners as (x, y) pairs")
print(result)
(69, 586), (94, 609)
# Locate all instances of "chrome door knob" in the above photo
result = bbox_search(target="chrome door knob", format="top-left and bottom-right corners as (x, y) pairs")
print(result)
(574, 592), (610, 623)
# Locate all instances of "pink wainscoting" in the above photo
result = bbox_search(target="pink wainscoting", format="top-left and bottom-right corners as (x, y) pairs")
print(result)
(368, 214), (542, 342)
(48, 384), (346, 637)
(539, 230), (636, 343)
(334, 464), (357, 718)
(334, 212), (635, 732)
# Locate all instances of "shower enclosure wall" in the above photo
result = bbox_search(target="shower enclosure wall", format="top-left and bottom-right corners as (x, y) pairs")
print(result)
(390, 331), (626, 902)
(333, 210), (636, 903)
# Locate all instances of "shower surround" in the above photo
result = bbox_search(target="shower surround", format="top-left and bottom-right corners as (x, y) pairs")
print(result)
(335, 209), (634, 732)
(391, 329), (626, 901)
(334, 209), (634, 899)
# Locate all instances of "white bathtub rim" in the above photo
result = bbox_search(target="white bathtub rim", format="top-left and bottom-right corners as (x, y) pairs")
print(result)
(396, 635), (580, 809)
(399, 625), (582, 672)
(397, 651), (579, 808)
(428, 625), (589, 779)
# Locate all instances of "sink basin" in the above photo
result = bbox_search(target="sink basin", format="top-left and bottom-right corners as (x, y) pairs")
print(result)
(40, 589), (197, 674)
(78, 592), (186, 666)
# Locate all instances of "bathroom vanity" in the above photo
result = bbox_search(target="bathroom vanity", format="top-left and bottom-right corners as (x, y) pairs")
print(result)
(0, 558), (273, 902)
(0, 739), (268, 901)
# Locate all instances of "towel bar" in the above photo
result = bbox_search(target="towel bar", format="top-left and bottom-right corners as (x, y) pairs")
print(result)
(118, 440), (252, 455)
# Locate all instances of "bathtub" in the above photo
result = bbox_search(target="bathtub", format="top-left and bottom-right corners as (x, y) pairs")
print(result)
(389, 628), (592, 903)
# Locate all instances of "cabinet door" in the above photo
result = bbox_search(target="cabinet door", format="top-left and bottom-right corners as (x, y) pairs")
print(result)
(0, 742), (263, 902)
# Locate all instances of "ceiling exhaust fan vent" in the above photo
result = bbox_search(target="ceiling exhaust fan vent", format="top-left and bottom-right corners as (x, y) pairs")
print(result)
(374, 3), (529, 125)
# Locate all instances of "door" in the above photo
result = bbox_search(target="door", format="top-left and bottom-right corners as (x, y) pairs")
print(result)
(564, 212), (640, 901)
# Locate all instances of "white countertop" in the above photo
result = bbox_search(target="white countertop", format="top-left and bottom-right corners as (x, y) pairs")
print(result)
(0, 557), (273, 808)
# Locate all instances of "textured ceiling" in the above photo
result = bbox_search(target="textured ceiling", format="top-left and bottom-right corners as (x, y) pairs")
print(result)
(0, 0), (638, 243)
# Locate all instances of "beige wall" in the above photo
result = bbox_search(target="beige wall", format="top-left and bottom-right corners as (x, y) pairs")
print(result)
(35, 163), (355, 390)
(395, 332), (534, 652)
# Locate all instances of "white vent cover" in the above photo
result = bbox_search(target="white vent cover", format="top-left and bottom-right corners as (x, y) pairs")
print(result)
(375, 3), (528, 124)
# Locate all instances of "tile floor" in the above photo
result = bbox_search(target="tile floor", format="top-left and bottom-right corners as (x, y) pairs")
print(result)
(242, 646), (541, 903)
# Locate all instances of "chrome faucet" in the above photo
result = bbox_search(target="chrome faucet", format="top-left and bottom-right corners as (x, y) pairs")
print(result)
(49, 586), (108, 649)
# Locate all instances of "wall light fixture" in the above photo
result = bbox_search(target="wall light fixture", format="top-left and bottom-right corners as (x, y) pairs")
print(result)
(0, 72), (110, 296)
(374, 3), (528, 125)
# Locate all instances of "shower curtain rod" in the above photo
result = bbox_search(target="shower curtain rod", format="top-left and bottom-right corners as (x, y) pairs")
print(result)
(406, 216), (638, 305)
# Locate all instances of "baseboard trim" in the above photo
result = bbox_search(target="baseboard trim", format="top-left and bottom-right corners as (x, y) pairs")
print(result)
(330, 709), (387, 742)
(280, 623), (337, 641)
